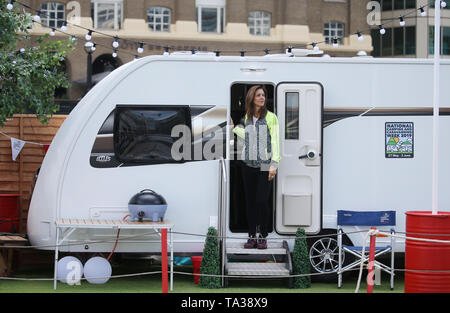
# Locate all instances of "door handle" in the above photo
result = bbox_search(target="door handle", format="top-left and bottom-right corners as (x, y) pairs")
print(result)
(299, 150), (319, 160)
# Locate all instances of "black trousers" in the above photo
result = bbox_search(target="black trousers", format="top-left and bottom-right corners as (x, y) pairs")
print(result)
(241, 164), (273, 238)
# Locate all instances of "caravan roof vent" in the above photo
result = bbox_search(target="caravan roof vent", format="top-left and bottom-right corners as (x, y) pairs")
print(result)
(291, 49), (324, 57)
(171, 51), (216, 57)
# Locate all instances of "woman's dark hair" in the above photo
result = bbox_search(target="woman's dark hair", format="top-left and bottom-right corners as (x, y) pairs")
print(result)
(245, 85), (268, 119)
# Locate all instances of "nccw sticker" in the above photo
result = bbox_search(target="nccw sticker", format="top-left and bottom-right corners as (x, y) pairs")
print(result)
(385, 122), (414, 158)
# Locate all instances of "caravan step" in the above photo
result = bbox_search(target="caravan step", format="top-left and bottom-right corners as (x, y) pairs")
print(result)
(227, 262), (290, 276)
(226, 241), (286, 255)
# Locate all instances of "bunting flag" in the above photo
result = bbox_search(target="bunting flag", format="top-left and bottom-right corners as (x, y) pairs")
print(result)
(10, 137), (26, 161)
(42, 144), (50, 154)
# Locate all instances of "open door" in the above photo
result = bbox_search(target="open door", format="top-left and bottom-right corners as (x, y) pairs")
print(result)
(275, 83), (323, 234)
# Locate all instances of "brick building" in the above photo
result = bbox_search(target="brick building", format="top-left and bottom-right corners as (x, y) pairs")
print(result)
(20, 0), (372, 100)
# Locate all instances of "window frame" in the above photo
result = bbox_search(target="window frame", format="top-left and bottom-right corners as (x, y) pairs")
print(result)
(113, 105), (192, 165)
(324, 21), (345, 45)
(197, 5), (225, 34)
(40, 2), (65, 28)
(147, 6), (171, 32)
(91, 0), (123, 30)
(248, 11), (271, 36)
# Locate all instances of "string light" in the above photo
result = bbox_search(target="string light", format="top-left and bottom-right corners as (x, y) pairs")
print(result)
(264, 48), (270, 56)
(7, 0), (442, 60)
(112, 49), (118, 58)
(112, 36), (119, 48)
(33, 10), (41, 22)
(137, 42), (144, 54)
(332, 38), (339, 48)
(61, 21), (67, 32)
(163, 46), (170, 56)
(6, 0), (14, 10)
(85, 30), (92, 41)
(357, 32), (364, 41)
(49, 28), (55, 36)
(91, 43), (96, 52)
(420, 7), (426, 17)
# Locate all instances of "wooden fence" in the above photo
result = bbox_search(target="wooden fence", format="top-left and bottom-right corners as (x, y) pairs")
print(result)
(0, 114), (66, 233)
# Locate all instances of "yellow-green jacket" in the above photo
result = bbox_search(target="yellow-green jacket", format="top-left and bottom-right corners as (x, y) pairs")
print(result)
(232, 111), (281, 168)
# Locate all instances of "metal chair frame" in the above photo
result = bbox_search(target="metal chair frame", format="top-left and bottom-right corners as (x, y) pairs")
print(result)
(337, 210), (396, 290)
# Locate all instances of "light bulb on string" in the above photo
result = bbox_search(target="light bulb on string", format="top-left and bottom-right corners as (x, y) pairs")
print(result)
(215, 50), (221, 60)
(312, 42), (319, 51)
(442, 1), (447, 8)
(61, 21), (67, 32)
(91, 43), (96, 52)
(399, 16), (405, 26)
(191, 49), (197, 57)
(6, 0), (14, 10)
(33, 11), (41, 23)
(163, 46), (170, 56)
(240, 50), (246, 60)
(264, 49), (270, 56)
(332, 38), (339, 48)
(112, 49), (118, 58)
(379, 25), (386, 35)
(85, 30), (92, 41)
(20, 48), (25, 53)
(50, 28), (55, 36)
(420, 7), (426, 17)
(112, 36), (119, 48)
(357, 32), (364, 41)
(286, 46), (292, 54)
(137, 42), (144, 54)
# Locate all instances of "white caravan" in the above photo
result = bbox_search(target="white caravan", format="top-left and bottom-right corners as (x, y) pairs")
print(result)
(27, 52), (450, 276)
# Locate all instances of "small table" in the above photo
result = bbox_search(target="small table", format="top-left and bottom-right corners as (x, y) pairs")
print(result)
(54, 218), (174, 292)
(0, 235), (29, 277)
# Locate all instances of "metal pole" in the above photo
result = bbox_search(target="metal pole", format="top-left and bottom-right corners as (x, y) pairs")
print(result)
(432, 0), (441, 215)
(86, 52), (92, 92)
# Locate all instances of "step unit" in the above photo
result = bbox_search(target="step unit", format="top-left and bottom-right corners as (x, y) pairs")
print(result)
(224, 240), (293, 288)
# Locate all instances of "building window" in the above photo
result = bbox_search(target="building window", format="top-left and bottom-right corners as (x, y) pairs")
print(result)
(40, 2), (65, 28)
(371, 26), (416, 56)
(91, 0), (123, 30)
(380, 0), (415, 10)
(429, 26), (450, 55)
(324, 22), (344, 44)
(248, 11), (271, 36)
(113, 106), (192, 165)
(196, 0), (225, 33)
(147, 7), (171, 32)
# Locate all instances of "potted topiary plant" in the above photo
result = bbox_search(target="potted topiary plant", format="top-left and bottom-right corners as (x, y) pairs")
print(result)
(292, 227), (311, 289)
(199, 226), (221, 289)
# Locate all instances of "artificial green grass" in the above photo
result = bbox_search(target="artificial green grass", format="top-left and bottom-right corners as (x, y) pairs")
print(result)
(0, 260), (405, 293)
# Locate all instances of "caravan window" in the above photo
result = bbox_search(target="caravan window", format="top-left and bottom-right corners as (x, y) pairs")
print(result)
(113, 106), (192, 164)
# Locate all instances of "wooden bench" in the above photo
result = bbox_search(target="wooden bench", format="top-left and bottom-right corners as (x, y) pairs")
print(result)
(0, 235), (29, 277)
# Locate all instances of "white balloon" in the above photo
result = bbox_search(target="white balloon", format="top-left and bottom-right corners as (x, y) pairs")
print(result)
(83, 257), (112, 284)
(57, 256), (83, 285)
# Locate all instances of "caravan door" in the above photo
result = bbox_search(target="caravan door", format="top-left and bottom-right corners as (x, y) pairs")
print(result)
(275, 83), (323, 234)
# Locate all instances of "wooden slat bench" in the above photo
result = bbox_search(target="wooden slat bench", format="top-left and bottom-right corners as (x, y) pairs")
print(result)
(0, 235), (29, 277)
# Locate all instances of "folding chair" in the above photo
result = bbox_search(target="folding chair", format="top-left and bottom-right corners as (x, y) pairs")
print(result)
(337, 210), (396, 290)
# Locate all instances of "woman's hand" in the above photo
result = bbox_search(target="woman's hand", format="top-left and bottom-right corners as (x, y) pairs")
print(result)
(268, 165), (277, 181)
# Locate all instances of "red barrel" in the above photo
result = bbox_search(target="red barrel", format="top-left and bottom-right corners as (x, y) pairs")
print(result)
(0, 194), (20, 233)
(190, 256), (202, 284)
(405, 211), (450, 293)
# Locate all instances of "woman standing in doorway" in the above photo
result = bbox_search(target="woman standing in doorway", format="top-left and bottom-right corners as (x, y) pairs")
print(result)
(231, 85), (281, 249)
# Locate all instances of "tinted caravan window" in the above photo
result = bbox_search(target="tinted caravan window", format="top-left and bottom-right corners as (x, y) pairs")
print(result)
(114, 105), (191, 164)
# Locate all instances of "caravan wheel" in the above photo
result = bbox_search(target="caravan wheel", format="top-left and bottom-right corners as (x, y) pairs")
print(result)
(307, 229), (353, 282)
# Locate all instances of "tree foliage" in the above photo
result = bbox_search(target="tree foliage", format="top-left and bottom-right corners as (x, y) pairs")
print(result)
(199, 227), (221, 289)
(292, 227), (311, 288)
(0, 0), (75, 126)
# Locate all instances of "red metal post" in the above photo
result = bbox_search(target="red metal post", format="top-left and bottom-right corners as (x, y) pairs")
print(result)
(367, 227), (377, 293)
(161, 228), (168, 293)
